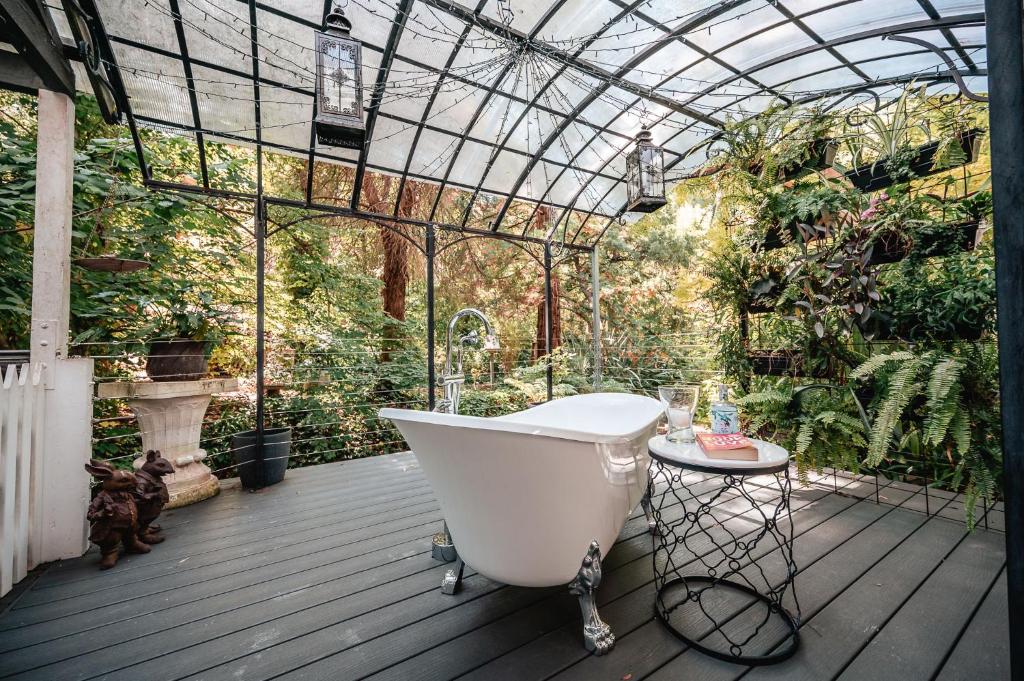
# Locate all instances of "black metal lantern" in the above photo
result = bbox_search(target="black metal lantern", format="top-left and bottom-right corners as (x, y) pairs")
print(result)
(314, 5), (365, 149)
(625, 127), (667, 213)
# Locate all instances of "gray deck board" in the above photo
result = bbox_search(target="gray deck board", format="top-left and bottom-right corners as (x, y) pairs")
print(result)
(0, 454), (1008, 681)
(935, 570), (1010, 681)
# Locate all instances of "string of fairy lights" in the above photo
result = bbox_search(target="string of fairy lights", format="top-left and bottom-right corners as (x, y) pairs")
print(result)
(79, 0), (988, 234)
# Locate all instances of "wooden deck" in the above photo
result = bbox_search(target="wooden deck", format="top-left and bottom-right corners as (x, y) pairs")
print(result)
(0, 453), (1008, 681)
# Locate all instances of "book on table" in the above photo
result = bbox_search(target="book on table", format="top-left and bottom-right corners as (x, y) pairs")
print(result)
(695, 432), (759, 461)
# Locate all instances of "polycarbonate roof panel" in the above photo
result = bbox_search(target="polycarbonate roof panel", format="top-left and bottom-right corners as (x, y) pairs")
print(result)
(62, 0), (987, 245)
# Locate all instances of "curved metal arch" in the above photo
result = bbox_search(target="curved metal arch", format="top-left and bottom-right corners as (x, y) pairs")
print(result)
(422, 0), (569, 226)
(883, 34), (988, 101)
(265, 206), (429, 256)
(435, 231), (544, 266)
(564, 14), (986, 245)
(455, 0), (679, 229)
(486, 0), (749, 234)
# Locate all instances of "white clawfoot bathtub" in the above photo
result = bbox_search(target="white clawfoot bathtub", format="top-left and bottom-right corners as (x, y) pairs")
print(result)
(380, 392), (662, 654)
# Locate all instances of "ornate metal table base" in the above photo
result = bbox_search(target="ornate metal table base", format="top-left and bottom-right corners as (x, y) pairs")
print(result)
(650, 457), (801, 665)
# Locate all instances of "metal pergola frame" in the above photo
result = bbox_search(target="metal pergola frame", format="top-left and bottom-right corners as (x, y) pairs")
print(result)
(5, 1), (1022, 676)
(58, 0), (987, 247)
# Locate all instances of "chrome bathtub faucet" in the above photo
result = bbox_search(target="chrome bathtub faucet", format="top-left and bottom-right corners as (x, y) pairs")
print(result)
(435, 307), (499, 416)
(432, 308), (500, 563)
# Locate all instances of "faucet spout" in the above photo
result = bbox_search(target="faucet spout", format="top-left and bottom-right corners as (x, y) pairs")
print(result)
(437, 308), (498, 414)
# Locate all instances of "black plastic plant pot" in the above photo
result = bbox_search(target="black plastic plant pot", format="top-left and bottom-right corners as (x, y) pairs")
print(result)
(846, 128), (983, 193)
(779, 139), (838, 182)
(759, 220), (825, 252)
(232, 428), (291, 490)
(867, 221), (979, 266)
(749, 138), (837, 182)
(749, 352), (805, 377)
(146, 339), (213, 381)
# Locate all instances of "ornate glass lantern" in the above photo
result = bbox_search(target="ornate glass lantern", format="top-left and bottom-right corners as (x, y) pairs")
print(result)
(625, 127), (667, 213)
(314, 5), (365, 149)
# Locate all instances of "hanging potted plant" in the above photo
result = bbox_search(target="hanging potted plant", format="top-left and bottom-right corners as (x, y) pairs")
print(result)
(756, 182), (857, 252)
(140, 284), (237, 381)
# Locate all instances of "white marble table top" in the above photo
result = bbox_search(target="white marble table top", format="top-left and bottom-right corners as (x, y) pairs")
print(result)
(648, 434), (790, 474)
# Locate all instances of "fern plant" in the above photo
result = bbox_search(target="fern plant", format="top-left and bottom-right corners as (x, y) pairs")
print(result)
(736, 379), (866, 481)
(852, 346), (1001, 527)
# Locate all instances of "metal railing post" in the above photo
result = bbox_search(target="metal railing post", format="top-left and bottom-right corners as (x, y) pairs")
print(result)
(426, 225), (436, 411)
(591, 246), (602, 391)
(544, 242), (553, 402)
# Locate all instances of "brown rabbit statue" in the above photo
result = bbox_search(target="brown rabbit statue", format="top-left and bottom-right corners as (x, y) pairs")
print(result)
(134, 450), (174, 543)
(84, 460), (151, 569)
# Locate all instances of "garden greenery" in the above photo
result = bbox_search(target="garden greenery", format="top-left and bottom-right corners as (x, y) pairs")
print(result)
(697, 87), (998, 525)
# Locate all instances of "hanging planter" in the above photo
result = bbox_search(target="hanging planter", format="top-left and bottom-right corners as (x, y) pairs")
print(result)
(746, 269), (786, 313)
(866, 220), (980, 265)
(846, 128), (984, 193)
(751, 138), (838, 182)
(748, 351), (806, 377)
(759, 218), (831, 251)
(73, 256), (151, 272)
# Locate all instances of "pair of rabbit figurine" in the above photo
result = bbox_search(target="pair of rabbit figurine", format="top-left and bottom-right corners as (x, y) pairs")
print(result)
(84, 450), (174, 569)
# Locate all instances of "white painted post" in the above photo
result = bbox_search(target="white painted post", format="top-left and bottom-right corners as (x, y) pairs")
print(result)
(37, 358), (92, 562)
(29, 90), (92, 562)
(31, 89), (74, 381)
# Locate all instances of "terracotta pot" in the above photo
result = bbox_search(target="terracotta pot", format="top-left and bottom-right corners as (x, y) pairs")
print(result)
(146, 339), (213, 381)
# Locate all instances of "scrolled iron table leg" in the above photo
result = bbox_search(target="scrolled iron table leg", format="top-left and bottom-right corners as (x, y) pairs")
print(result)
(649, 456), (801, 666)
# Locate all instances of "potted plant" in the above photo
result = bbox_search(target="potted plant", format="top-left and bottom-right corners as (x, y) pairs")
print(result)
(231, 427), (292, 490)
(748, 350), (804, 376)
(140, 284), (237, 381)
(845, 128), (984, 193)
(757, 182), (857, 252)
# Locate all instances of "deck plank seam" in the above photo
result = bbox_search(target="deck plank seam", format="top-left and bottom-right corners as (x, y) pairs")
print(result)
(822, 520), (972, 681)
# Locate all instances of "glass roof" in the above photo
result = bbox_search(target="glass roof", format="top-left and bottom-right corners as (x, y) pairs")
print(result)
(50, 0), (986, 245)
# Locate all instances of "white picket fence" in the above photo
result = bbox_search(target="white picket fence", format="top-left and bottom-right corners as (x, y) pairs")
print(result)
(0, 363), (45, 597)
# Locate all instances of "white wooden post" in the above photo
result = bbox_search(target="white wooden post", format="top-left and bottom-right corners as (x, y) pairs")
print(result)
(31, 89), (74, 378)
(29, 90), (92, 562)
(38, 358), (92, 562)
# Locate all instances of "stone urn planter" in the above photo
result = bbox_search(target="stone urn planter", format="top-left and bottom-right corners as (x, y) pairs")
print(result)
(97, 378), (238, 508)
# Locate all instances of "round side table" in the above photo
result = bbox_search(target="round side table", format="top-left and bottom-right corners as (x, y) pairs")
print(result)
(648, 434), (800, 665)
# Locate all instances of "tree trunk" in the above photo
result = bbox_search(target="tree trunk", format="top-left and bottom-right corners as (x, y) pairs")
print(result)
(533, 273), (561, 360)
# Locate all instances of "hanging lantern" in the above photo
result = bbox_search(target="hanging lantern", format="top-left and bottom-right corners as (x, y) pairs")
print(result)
(625, 127), (667, 213)
(314, 5), (365, 149)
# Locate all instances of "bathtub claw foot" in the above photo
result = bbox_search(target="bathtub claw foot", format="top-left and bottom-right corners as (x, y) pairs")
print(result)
(641, 479), (657, 535)
(441, 557), (465, 595)
(569, 540), (615, 655)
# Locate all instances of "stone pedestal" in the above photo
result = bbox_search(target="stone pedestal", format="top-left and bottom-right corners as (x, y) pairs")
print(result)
(97, 378), (239, 508)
